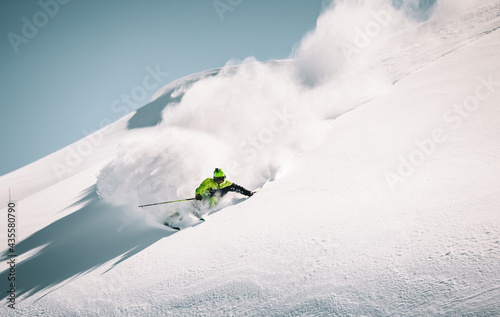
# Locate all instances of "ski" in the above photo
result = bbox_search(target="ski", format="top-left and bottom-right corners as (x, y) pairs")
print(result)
(191, 211), (205, 222)
(163, 222), (181, 231)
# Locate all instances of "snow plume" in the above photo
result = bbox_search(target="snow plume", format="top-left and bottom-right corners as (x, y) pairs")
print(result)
(97, 0), (442, 213)
(97, 61), (328, 211)
(292, 0), (407, 85)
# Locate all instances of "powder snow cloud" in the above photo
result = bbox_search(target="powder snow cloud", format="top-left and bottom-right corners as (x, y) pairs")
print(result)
(96, 0), (477, 212)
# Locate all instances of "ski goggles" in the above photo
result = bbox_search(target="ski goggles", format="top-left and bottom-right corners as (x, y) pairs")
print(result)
(214, 176), (225, 183)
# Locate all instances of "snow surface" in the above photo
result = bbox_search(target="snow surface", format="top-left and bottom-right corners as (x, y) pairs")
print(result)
(1, 0), (500, 315)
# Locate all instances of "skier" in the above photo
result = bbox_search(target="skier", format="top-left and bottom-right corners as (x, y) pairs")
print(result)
(161, 168), (253, 228)
(195, 168), (253, 208)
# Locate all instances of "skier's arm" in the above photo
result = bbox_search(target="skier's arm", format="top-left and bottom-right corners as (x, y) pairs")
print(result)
(195, 179), (214, 199)
(227, 183), (253, 197)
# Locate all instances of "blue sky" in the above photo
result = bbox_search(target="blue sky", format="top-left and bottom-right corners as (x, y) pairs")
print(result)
(0, 0), (325, 176)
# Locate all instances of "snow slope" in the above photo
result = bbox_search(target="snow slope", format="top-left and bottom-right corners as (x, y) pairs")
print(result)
(1, 1), (500, 315)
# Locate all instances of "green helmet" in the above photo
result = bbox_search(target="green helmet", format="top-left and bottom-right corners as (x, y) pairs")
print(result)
(213, 168), (226, 182)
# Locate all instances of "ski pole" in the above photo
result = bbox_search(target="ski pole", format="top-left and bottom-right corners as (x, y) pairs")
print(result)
(138, 197), (196, 208)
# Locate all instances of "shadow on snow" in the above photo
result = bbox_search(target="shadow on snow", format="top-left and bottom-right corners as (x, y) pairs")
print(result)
(0, 178), (266, 301)
(127, 69), (220, 129)
(0, 185), (171, 300)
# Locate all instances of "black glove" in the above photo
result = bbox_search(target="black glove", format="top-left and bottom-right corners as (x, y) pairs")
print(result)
(195, 194), (203, 201)
(247, 191), (253, 197)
